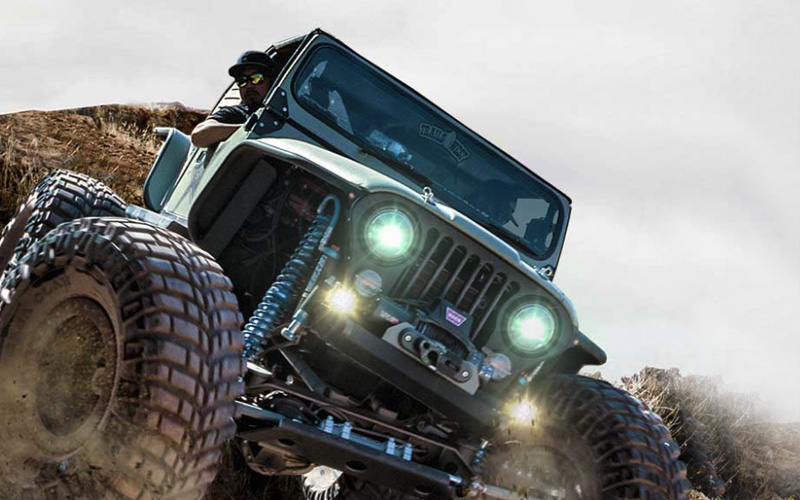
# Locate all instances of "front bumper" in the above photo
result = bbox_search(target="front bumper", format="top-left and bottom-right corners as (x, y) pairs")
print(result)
(311, 315), (499, 435)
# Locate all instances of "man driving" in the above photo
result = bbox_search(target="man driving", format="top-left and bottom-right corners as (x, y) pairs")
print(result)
(191, 51), (277, 148)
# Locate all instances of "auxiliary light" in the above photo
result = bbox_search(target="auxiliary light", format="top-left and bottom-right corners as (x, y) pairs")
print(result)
(328, 286), (357, 315)
(508, 400), (536, 425)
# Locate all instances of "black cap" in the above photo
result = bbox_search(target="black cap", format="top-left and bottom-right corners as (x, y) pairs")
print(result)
(228, 50), (277, 77)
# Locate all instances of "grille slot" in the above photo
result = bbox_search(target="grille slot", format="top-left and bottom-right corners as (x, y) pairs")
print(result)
(391, 228), (518, 340)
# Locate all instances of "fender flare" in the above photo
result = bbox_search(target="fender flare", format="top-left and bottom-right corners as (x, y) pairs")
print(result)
(543, 330), (607, 374)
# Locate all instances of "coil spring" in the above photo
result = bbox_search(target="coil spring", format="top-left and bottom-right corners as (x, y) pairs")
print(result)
(243, 212), (332, 359)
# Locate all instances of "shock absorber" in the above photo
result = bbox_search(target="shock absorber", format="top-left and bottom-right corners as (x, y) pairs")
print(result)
(243, 194), (340, 360)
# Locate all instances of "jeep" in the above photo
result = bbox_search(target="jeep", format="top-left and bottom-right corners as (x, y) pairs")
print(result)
(0, 29), (690, 500)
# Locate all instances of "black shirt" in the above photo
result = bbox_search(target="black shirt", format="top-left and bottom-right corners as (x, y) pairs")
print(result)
(208, 103), (261, 124)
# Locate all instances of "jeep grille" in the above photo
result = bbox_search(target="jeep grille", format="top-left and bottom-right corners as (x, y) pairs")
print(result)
(390, 228), (521, 340)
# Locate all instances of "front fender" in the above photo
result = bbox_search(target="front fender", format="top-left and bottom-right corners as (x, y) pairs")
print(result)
(543, 331), (607, 374)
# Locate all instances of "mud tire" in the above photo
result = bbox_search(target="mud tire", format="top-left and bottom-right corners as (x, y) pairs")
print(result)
(0, 217), (244, 500)
(0, 169), (127, 279)
(0, 200), (35, 282)
(482, 375), (692, 500)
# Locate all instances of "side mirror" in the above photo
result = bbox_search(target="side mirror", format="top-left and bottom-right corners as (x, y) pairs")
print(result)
(143, 127), (192, 212)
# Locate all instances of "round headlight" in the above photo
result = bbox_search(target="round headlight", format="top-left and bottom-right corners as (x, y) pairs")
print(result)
(507, 304), (557, 353)
(365, 209), (415, 261)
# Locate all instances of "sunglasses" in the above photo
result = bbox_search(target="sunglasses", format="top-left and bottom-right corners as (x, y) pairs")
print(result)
(235, 73), (267, 87)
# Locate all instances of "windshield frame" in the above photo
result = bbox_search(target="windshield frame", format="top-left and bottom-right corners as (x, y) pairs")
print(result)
(289, 42), (570, 262)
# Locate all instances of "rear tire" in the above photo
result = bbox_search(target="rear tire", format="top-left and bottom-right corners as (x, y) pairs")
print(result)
(482, 375), (692, 500)
(0, 217), (244, 500)
(0, 169), (126, 279)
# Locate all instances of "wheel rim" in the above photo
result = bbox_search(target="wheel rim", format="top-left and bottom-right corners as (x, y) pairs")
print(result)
(482, 438), (599, 500)
(34, 298), (116, 439)
(5, 295), (118, 461)
(0, 290), (120, 492)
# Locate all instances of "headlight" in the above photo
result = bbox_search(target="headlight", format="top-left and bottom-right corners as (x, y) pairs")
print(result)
(365, 208), (415, 261)
(507, 304), (557, 353)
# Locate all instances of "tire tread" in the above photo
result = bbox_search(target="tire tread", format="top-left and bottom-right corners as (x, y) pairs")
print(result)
(0, 217), (244, 500)
(533, 375), (692, 500)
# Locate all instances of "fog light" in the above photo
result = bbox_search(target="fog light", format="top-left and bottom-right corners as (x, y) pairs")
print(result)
(354, 269), (383, 297)
(328, 286), (357, 315)
(508, 400), (536, 425)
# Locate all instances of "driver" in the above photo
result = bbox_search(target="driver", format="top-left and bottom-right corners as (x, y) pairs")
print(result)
(191, 51), (278, 148)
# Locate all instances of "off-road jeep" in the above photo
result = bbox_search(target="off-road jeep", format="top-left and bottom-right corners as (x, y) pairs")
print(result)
(0, 29), (691, 500)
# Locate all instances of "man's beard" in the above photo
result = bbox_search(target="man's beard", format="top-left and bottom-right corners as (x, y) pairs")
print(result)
(243, 91), (262, 108)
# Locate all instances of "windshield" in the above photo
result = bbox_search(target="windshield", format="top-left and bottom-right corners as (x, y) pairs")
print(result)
(293, 46), (563, 258)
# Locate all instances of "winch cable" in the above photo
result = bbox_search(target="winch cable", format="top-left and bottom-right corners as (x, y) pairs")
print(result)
(242, 194), (341, 360)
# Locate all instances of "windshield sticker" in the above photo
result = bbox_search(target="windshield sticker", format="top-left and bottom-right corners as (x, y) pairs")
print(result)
(419, 123), (471, 163)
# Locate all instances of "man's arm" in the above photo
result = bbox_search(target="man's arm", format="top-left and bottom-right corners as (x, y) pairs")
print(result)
(190, 119), (242, 148)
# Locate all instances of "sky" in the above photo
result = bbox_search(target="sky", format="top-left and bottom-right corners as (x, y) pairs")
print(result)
(1, 0), (798, 420)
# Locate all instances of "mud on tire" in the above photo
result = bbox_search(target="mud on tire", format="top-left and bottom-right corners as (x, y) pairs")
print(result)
(0, 169), (127, 279)
(0, 217), (244, 500)
(482, 375), (692, 500)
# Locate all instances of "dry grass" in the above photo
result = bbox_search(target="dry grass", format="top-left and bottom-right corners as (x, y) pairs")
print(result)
(0, 131), (48, 214)
(621, 368), (800, 500)
(99, 117), (161, 154)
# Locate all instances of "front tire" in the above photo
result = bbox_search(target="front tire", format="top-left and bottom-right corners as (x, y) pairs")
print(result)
(482, 375), (691, 500)
(0, 217), (244, 500)
(0, 169), (127, 279)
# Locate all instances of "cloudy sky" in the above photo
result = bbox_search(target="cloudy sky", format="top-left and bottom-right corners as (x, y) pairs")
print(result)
(2, 0), (798, 420)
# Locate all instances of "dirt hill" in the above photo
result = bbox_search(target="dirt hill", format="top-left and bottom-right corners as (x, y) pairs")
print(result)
(0, 105), (797, 500)
(0, 104), (206, 222)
